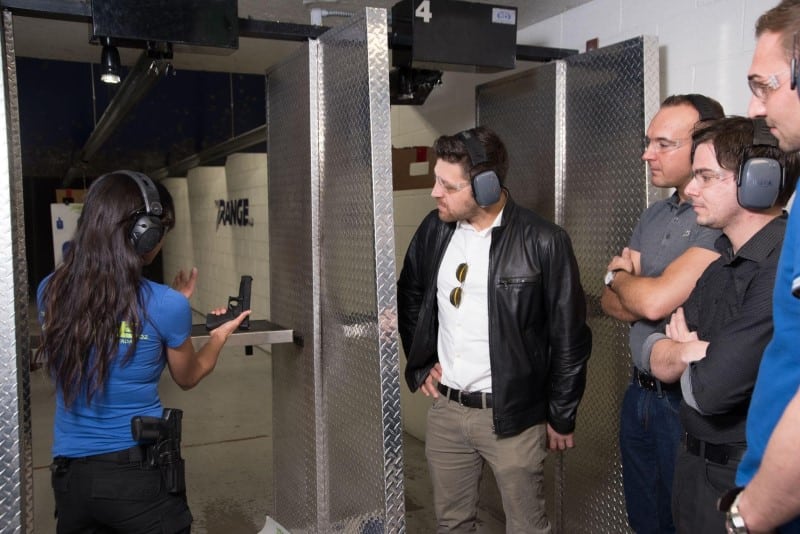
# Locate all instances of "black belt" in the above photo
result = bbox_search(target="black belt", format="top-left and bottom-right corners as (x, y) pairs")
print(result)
(437, 383), (492, 409)
(633, 367), (679, 392)
(684, 433), (745, 465)
(63, 445), (147, 464)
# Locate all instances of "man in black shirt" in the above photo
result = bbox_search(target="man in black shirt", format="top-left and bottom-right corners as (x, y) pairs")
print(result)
(643, 116), (800, 532)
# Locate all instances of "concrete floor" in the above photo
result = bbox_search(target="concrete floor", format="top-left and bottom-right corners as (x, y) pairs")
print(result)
(30, 343), (505, 533)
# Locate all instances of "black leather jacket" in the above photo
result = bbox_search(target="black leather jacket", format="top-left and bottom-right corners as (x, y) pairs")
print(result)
(397, 196), (592, 436)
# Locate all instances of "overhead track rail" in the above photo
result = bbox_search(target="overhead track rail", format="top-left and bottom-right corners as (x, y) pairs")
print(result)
(62, 51), (172, 186)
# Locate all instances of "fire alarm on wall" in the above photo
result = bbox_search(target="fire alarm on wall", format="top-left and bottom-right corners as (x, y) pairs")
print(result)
(586, 38), (599, 51)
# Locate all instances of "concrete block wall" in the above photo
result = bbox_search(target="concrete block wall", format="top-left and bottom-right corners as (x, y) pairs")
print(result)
(160, 153), (269, 327)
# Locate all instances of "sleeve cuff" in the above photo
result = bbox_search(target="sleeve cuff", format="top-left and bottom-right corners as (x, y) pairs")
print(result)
(637, 332), (667, 374)
(680, 365), (708, 415)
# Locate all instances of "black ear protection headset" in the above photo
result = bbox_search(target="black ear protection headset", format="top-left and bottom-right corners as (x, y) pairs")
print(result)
(457, 130), (501, 207)
(737, 118), (785, 210)
(95, 170), (165, 254)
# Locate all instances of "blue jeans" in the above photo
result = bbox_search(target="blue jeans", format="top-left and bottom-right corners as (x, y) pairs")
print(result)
(619, 380), (683, 534)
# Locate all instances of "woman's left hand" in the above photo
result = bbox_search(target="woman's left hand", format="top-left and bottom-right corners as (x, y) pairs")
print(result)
(173, 267), (199, 299)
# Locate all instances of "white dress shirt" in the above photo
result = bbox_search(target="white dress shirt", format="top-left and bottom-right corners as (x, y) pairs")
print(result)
(436, 210), (504, 393)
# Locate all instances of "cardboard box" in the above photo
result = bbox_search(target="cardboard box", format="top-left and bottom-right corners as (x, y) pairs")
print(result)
(392, 146), (436, 191)
(55, 188), (87, 204)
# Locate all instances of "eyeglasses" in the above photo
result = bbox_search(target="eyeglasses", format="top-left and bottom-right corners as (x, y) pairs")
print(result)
(748, 69), (790, 101)
(792, 32), (799, 91)
(450, 263), (468, 308)
(434, 175), (471, 194)
(691, 169), (733, 188)
(643, 137), (687, 153)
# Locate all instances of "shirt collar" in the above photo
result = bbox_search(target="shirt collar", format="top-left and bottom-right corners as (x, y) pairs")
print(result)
(717, 214), (786, 263)
(667, 190), (696, 213)
(459, 206), (505, 237)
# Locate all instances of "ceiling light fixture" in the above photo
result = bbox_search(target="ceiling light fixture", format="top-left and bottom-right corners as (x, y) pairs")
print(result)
(100, 37), (121, 84)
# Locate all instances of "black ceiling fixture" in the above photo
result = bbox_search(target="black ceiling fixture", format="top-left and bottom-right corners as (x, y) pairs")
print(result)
(99, 37), (121, 84)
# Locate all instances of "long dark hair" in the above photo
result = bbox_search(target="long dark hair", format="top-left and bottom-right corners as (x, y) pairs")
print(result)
(39, 173), (153, 407)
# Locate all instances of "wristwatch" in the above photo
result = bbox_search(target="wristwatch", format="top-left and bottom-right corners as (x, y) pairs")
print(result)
(718, 486), (749, 534)
(604, 269), (622, 288)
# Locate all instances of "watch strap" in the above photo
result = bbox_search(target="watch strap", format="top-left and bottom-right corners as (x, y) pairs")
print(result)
(718, 486), (749, 534)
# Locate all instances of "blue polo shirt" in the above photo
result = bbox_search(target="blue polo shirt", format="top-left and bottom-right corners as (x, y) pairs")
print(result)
(737, 203), (800, 533)
(37, 277), (192, 458)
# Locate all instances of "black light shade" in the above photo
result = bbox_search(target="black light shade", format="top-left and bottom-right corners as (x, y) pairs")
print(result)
(100, 42), (121, 84)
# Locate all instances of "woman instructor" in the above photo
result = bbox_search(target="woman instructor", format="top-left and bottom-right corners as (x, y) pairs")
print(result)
(37, 170), (249, 533)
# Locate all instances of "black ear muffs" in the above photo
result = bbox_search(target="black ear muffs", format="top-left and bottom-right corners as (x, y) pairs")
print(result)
(96, 170), (165, 254)
(737, 119), (784, 210)
(458, 130), (501, 207)
(125, 171), (164, 254)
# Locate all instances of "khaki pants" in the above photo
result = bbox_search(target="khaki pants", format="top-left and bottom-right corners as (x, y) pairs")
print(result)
(425, 395), (551, 534)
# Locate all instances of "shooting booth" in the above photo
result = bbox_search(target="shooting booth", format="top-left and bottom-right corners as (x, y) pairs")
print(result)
(0, 4), (659, 533)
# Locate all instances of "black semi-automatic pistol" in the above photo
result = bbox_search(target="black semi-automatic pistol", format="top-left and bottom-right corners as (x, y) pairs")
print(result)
(205, 275), (252, 331)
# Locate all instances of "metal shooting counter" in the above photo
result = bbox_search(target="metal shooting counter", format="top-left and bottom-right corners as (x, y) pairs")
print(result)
(190, 319), (295, 351)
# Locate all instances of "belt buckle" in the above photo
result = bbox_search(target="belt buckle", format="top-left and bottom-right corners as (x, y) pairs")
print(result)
(637, 370), (655, 390)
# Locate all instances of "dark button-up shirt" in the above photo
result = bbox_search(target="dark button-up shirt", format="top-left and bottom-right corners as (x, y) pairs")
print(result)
(679, 215), (786, 444)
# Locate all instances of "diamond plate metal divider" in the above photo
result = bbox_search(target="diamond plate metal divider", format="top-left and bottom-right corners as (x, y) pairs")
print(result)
(268, 41), (320, 532)
(269, 8), (402, 533)
(365, 8), (405, 532)
(559, 36), (657, 534)
(317, 8), (404, 532)
(476, 62), (561, 523)
(477, 65), (557, 222)
(0, 10), (30, 534)
(478, 36), (658, 533)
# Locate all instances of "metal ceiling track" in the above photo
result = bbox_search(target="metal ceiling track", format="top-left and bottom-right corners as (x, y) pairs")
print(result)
(62, 51), (172, 186)
(149, 124), (266, 180)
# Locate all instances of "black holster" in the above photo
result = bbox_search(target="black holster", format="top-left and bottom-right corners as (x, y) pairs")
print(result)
(131, 408), (186, 494)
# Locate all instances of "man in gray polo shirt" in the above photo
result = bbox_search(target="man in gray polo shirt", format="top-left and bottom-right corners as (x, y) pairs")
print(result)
(601, 94), (723, 534)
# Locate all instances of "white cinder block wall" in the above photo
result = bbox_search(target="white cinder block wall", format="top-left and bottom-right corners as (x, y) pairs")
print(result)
(517, 0), (779, 116)
(160, 153), (269, 327)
